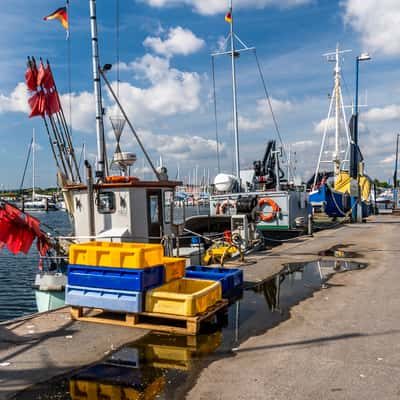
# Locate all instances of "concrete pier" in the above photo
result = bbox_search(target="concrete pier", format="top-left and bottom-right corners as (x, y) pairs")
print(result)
(0, 215), (398, 399)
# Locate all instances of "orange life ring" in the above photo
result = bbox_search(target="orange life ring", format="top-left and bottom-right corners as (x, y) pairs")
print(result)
(105, 176), (139, 184)
(258, 197), (281, 222)
(220, 200), (236, 215)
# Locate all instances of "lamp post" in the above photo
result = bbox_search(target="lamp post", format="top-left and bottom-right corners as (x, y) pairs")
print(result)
(394, 133), (400, 209)
(351, 52), (371, 222)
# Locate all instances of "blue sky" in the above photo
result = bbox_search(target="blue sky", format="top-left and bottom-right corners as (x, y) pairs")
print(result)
(0, 0), (399, 189)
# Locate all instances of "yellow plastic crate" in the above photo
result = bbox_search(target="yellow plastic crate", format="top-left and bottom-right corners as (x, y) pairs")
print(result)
(69, 377), (165, 400)
(69, 242), (164, 269)
(145, 278), (222, 317)
(162, 257), (186, 282)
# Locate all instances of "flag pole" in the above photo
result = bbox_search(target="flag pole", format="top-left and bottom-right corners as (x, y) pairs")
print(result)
(66, 0), (72, 136)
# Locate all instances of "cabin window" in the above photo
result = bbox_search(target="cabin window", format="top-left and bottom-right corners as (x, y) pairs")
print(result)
(97, 192), (116, 214)
(149, 195), (160, 224)
(163, 191), (174, 224)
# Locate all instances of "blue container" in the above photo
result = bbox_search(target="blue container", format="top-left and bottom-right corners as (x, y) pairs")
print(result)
(66, 285), (144, 313)
(67, 264), (164, 292)
(185, 266), (243, 296)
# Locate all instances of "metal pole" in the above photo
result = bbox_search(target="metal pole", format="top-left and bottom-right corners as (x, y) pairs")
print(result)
(229, 0), (241, 189)
(394, 133), (400, 208)
(85, 161), (96, 239)
(89, 0), (106, 178)
(334, 46), (341, 177)
(352, 58), (360, 222)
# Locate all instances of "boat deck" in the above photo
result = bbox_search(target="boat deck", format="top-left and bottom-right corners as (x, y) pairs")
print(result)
(0, 214), (395, 399)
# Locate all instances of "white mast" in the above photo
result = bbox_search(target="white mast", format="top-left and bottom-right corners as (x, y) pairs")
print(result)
(32, 128), (36, 201)
(313, 45), (352, 189)
(89, 0), (106, 178)
(229, 0), (240, 187)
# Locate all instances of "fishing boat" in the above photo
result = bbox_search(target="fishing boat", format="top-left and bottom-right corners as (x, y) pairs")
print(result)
(22, 0), (186, 311)
(184, 1), (310, 248)
(309, 45), (371, 219)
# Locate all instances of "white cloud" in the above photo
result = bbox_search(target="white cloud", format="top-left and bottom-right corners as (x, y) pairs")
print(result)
(364, 104), (400, 122)
(381, 154), (395, 165)
(229, 97), (293, 131)
(140, 0), (312, 15)
(313, 117), (335, 134)
(343, 0), (400, 56)
(111, 54), (202, 118)
(0, 83), (29, 114)
(60, 91), (96, 134)
(115, 128), (223, 163)
(144, 26), (205, 57)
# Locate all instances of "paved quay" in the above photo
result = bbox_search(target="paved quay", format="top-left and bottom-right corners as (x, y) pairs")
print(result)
(189, 214), (400, 400)
(0, 214), (397, 399)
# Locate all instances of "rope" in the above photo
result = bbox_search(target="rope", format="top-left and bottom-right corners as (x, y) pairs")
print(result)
(211, 56), (221, 173)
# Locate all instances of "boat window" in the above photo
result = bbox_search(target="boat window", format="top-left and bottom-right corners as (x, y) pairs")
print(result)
(164, 191), (174, 224)
(97, 192), (116, 214)
(149, 195), (160, 224)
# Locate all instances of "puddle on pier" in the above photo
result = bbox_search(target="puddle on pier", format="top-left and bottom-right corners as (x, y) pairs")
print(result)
(318, 244), (362, 259)
(15, 260), (366, 400)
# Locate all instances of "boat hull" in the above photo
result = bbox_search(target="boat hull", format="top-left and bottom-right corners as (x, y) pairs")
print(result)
(310, 185), (350, 218)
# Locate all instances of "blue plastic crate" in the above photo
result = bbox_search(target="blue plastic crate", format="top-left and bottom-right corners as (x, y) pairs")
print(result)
(67, 264), (164, 292)
(185, 266), (243, 296)
(66, 285), (144, 313)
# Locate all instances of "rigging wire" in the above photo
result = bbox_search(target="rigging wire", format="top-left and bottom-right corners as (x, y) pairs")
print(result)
(211, 56), (221, 173)
(19, 138), (33, 193)
(253, 49), (285, 154)
(253, 49), (297, 180)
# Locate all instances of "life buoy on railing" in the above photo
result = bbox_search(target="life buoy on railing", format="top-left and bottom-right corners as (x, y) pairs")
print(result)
(216, 200), (236, 215)
(258, 197), (281, 222)
(105, 176), (139, 184)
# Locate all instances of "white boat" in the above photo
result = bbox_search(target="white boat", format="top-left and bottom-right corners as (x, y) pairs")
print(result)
(185, 1), (310, 245)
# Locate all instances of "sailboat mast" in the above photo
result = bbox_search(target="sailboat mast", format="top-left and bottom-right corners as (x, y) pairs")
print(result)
(334, 45), (341, 177)
(229, 0), (241, 189)
(32, 128), (36, 201)
(89, 0), (106, 178)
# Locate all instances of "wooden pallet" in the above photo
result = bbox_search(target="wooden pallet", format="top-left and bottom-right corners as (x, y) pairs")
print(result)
(70, 300), (229, 335)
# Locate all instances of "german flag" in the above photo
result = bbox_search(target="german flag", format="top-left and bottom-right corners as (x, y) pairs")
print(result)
(43, 7), (68, 30)
(225, 11), (232, 24)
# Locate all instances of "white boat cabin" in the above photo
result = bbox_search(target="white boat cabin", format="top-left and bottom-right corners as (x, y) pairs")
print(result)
(64, 180), (180, 243)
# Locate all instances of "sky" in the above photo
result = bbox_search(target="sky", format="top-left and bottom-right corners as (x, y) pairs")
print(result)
(0, 0), (399, 189)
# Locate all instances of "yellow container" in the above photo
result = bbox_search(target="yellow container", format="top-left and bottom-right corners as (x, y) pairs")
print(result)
(162, 257), (186, 282)
(69, 241), (164, 269)
(145, 278), (222, 317)
(69, 377), (165, 400)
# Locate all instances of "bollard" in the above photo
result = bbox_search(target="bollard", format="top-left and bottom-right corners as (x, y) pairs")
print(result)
(307, 213), (313, 236)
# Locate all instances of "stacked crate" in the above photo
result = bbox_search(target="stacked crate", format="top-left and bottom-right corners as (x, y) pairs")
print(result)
(66, 242), (186, 313)
(66, 242), (233, 321)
